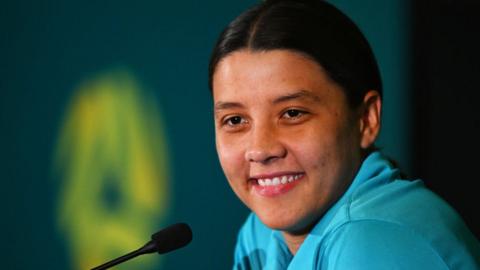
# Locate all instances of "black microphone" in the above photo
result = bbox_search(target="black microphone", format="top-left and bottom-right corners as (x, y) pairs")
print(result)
(91, 223), (192, 270)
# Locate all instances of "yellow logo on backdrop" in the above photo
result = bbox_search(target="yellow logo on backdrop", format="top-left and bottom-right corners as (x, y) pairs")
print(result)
(54, 70), (169, 270)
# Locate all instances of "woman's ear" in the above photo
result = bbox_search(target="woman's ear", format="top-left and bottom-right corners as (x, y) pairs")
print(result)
(359, 90), (382, 149)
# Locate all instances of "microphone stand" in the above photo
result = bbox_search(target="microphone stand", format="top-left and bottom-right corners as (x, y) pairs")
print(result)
(90, 223), (192, 270)
(91, 241), (156, 270)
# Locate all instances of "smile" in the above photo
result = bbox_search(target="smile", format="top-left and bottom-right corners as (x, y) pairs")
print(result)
(251, 173), (304, 197)
(257, 174), (302, 187)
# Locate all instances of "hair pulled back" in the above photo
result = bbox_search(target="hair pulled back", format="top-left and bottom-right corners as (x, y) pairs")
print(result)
(208, 0), (382, 107)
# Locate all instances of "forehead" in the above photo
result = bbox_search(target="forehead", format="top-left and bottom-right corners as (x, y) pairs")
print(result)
(212, 49), (340, 102)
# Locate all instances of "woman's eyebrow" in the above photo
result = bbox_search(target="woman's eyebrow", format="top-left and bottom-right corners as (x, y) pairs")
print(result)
(214, 90), (321, 111)
(273, 89), (321, 104)
(214, 101), (244, 112)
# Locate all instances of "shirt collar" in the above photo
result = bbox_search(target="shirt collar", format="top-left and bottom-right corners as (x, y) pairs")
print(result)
(310, 151), (400, 236)
(268, 151), (400, 268)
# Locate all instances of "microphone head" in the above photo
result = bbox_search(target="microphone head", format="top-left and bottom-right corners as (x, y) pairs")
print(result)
(151, 223), (192, 254)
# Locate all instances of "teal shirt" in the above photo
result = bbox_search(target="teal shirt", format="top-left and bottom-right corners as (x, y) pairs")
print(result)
(233, 152), (480, 269)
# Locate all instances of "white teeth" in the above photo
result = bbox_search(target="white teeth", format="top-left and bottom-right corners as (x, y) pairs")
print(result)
(272, 177), (280, 185)
(257, 174), (302, 187)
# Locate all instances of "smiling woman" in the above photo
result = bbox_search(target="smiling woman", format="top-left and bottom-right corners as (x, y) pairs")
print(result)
(213, 50), (374, 238)
(208, 0), (480, 269)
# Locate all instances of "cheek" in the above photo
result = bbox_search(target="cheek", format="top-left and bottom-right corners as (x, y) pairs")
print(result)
(216, 136), (245, 179)
(289, 128), (334, 161)
(216, 137), (251, 206)
(286, 122), (350, 180)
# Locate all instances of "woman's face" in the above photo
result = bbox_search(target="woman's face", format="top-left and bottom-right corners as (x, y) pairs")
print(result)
(213, 49), (364, 233)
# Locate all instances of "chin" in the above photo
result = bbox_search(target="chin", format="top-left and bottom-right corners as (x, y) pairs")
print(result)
(255, 207), (320, 235)
(261, 218), (290, 230)
(256, 211), (305, 232)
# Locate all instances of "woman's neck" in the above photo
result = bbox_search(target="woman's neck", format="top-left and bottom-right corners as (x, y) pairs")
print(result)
(282, 231), (308, 255)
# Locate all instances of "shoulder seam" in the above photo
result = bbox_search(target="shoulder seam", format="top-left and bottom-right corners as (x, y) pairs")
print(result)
(346, 193), (353, 221)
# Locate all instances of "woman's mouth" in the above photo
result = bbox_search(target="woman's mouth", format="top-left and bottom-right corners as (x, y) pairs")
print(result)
(250, 173), (304, 197)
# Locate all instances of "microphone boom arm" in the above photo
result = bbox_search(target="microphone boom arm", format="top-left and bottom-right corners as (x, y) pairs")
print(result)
(90, 223), (192, 270)
(91, 241), (156, 270)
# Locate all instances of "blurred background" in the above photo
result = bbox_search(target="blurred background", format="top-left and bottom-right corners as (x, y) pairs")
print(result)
(0, 0), (478, 269)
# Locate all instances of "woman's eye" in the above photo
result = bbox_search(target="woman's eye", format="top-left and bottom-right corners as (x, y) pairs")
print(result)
(224, 116), (245, 126)
(283, 109), (304, 119)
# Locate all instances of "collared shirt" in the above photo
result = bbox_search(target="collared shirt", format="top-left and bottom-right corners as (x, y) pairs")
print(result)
(233, 151), (480, 269)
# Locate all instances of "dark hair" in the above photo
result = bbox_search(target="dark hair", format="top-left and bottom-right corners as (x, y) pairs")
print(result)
(208, 0), (382, 108)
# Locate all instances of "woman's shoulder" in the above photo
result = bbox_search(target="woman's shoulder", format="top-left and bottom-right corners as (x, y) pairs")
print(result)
(320, 219), (452, 269)
(320, 178), (480, 269)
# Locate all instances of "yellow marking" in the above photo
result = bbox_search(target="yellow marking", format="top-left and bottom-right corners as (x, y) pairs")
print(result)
(54, 70), (169, 270)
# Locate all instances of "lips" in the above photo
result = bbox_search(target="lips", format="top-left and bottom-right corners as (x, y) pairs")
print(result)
(250, 172), (304, 197)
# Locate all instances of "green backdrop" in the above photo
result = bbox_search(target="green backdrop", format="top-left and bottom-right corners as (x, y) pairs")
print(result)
(0, 1), (410, 269)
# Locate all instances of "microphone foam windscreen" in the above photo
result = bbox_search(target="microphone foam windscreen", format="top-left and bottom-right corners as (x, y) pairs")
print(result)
(151, 223), (193, 254)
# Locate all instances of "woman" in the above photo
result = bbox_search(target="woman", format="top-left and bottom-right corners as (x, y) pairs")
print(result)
(209, 0), (480, 269)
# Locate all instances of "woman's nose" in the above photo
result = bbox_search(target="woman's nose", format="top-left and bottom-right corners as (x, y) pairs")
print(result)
(244, 126), (287, 164)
